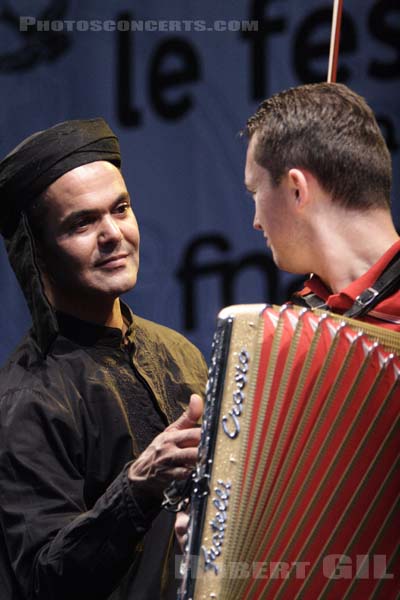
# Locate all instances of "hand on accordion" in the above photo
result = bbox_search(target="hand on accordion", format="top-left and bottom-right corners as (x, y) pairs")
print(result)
(128, 394), (204, 501)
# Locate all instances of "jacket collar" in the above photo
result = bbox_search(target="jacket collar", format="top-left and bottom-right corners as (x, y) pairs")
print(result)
(56, 301), (134, 349)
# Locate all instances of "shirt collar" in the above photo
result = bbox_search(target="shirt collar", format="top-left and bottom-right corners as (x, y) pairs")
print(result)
(304, 239), (400, 311)
(56, 301), (135, 349)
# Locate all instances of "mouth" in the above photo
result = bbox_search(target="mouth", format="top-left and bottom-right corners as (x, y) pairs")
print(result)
(96, 254), (129, 269)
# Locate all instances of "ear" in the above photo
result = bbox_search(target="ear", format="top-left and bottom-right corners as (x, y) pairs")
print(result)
(287, 168), (310, 210)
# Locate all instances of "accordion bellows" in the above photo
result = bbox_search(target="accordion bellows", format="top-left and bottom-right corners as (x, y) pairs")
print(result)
(180, 304), (400, 600)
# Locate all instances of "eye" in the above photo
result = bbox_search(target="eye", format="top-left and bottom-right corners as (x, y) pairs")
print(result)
(114, 202), (130, 215)
(70, 216), (94, 232)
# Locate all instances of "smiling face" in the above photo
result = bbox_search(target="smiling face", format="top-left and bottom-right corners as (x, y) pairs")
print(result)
(36, 161), (140, 314)
(244, 135), (307, 274)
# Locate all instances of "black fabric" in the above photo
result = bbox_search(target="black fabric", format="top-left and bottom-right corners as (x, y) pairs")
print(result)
(5, 214), (59, 353)
(290, 291), (328, 310)
(0, 304), (208, 600)
(56, 310), (168, 454)
(0, 118), (120, 239)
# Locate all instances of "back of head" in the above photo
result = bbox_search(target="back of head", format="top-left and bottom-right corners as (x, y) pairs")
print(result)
(245, 82), (392, 210)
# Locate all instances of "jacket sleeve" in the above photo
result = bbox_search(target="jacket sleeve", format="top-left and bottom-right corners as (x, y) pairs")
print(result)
(0, 388), (158, 600)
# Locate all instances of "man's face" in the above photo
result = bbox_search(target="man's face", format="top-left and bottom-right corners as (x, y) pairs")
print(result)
(37, 161), (140, 308)
(244, 135), (304, 273)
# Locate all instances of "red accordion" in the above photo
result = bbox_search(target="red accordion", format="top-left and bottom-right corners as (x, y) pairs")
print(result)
(179, 304), (400, 599)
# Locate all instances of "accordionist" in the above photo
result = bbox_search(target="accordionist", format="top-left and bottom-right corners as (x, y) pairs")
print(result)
(174, 82), (399, 600)
(243, 82), (400, 333)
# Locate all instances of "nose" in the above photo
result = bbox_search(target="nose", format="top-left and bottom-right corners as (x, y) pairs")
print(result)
(253, 213), (263, 232)
(98, 215), (123, 244)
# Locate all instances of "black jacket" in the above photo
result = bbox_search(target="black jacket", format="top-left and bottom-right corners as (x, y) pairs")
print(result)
(0, 305), (207, 599)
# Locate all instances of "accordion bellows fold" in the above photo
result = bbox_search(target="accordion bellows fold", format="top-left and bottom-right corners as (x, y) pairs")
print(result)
(180, 304), (399, 600)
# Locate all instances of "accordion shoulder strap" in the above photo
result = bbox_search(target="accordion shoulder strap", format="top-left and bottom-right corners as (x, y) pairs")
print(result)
(344, 250), (400, 318)
(292, 251), (400, 320)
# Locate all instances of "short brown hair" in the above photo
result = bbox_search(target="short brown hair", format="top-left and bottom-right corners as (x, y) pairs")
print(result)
(245, 83), (392, 210)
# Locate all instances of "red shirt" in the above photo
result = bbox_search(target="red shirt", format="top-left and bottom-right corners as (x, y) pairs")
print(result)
(297, 239), (400, 332)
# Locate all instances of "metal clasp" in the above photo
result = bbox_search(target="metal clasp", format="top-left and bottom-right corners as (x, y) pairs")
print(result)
(355, 287), (379, 308)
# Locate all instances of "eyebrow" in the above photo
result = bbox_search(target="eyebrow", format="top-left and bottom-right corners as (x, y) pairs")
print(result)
(60, 192), (130, 229)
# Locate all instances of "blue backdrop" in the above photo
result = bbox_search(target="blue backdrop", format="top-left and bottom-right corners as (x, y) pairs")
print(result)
(0, 0), (399, 364)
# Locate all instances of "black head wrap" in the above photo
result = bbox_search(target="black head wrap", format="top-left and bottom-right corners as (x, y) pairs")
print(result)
(0, 118), (121, 238)
(0, 118), (122, 354)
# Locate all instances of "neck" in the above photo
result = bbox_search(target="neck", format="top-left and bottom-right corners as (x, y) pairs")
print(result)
(45, 286), (125, 332)
(305, 207), (399, 293)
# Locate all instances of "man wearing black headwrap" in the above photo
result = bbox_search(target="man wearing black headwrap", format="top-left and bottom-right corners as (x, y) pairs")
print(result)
(0, 119), (207, 600)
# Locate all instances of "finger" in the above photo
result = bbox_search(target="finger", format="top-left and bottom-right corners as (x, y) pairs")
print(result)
(151, 427), (201, 450)
(175, 511), (190, 551)
(138, 445), (199, 475)
(169, 427), (202, 448)
(168, 394), (204, 432)
(175, 511), (190, 537)
(150, 448), (199, 479)
(164, 446), (199, 469)
(171, 466), (194, 480)
(156, 464), (194, 482)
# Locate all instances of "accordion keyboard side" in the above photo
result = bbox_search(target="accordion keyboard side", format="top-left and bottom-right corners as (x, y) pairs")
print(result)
(179, 304), (267, 600)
